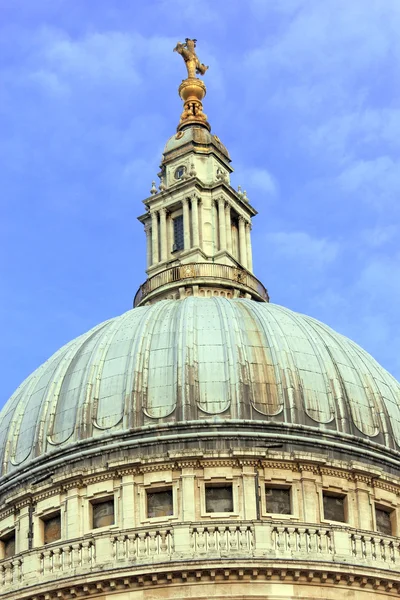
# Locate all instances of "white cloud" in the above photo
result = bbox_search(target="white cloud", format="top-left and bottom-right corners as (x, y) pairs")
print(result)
(265, 231), (339, 269)
(235, 166), (277, 197)
(337, 156), (400, 208)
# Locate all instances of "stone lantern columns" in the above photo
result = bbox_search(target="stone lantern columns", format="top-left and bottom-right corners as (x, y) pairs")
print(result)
(191, 195), (200, 247)
(151, 210), (159, 265)
(160, 208), (168, 261)
(239, 216), (248, 269)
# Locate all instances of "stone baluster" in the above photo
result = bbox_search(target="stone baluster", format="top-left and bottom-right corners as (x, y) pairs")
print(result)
(219, 528), (227, 552)
(53, 547), (62, 571)
(151, 210), (159, 264)
(196, 527), (205, 552)
(4, 562), (12, 585)
(240, 526), (249, 551)
(71, 543), (81, 568)
(182, 198), (190, 250)
(43, 549), (52, 574)
(297, 526), (306, 552)
(238, 216), (248, 268)
(148, 531), (157, 555)
(81, 540), (91, 566)
(229, 526), (238, 551)
(207, 527), (216, 552)
(138, 532), (147, 556)
(64, 546), (72, 570)
(160, 530), (168, 555)
(127, 534), (137, 560)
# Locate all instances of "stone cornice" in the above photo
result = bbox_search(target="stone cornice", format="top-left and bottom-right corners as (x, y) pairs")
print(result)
(4, 559), (400, 600)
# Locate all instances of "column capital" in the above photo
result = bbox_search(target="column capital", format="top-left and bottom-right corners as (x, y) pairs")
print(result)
(159, 207), (168, 216)
(182, 197), (189, 206)
(190, 192), (201, 204)
(144, 222), (151, 233)
(150, 208), (159, 217)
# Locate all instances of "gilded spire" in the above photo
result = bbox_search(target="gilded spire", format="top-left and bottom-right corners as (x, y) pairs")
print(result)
(173, 38), (210, 132)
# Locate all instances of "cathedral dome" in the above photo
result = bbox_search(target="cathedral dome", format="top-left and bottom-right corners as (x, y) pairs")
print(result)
(2, 297), (400, 485)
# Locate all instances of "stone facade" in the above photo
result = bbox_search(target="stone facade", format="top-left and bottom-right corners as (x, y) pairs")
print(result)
(1, 446), (400, 599)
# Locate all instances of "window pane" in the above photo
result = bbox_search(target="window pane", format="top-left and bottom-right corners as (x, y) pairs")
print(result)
(173, 215), (184, 251)
(3, 532), (15, 558)
(265, 487), (291, 514)
(323, 493), (345, 522)
(92, 500), (115, 528)
(205, 484), (233, 513)
(376, 507), (392, 535)
(44, 514), (61, 544)
(147, 489), (173, 518)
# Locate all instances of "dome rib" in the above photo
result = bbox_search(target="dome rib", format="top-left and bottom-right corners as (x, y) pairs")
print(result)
(2, 297), (400, 480)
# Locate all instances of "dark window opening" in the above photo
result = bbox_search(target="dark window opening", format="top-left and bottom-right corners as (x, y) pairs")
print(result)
(205, 484), (233, 513)
(147, 488), (173, 518)
(173, 215), (184, 252)
(323, 492), (346, 523)
(1, 531), (15, 558)
(175, 165), (186, 180)
(265, 486), (291, 514)
(376, 506), (393, 536)
(92, 499), (115, 529)
(43, 513), (61, 544)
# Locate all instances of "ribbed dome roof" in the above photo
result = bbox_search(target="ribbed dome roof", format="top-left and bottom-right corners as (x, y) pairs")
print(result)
(2, 297), (400, 481)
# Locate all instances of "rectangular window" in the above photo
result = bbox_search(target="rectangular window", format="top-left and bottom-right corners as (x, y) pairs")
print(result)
(205, 483), (233, 513)
(173, 215), (184, 252)
(43, 513), (61, 544)
(91, 498), (115, 529)
(375, 506), (393, 536)
(147, 488), (173, 518)
(265, 486), (291, 514)
(1, 531), (15, 558)
(323, 492), (346, 522)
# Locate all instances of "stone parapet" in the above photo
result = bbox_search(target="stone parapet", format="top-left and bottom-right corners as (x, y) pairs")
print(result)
(133, 262), (269, 306)
(2, 520), (400, 598)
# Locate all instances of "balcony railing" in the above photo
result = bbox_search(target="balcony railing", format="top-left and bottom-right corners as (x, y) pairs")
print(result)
(2, 520), (400, 597)
(134, 262), (269, 306)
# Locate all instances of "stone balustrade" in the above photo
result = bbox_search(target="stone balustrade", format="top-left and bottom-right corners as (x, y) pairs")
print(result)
(2, 521), (400, 597)
(112, 528), (173, 562)
(39, 540), (95, 575)
(0, 558), (22, 586)
(133, 262), (269, 306)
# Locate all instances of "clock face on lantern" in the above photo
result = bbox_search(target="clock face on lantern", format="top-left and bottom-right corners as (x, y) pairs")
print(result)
(174, 165), (186, 180)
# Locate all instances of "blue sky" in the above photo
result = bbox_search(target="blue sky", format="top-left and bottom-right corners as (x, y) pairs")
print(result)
(1, 0), (399, 404)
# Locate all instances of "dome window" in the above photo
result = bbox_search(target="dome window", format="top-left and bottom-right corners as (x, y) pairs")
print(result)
(323, 491), (346, 523)
(0, 531), (15, 559)
(42, 512), (61, 545)
(375, 505), (394, 536)
(172, 215), (184, 252)
(147, 488), (173, 518)
(91, 498), (115, 529)
(265, 486), (291, 515)
(174, 165), (186, 180)
(205, 483), (233, 513)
